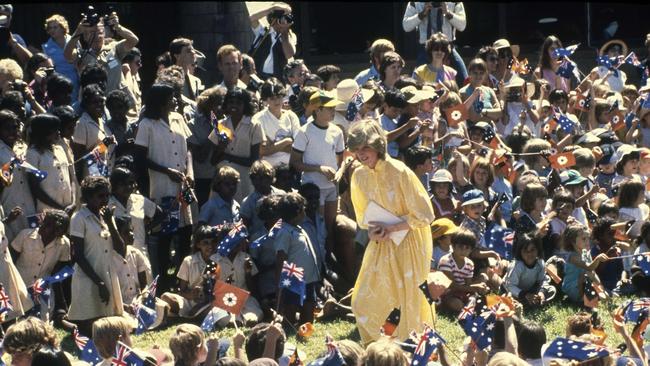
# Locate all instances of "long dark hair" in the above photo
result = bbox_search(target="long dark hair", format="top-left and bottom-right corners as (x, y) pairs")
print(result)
(143, 83), (175, 120)
(29, 113), (60, 150)
(537, 35), (562, 72)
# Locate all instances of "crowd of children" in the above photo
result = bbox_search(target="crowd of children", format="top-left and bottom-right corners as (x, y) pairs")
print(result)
(0, 2), (649, 366)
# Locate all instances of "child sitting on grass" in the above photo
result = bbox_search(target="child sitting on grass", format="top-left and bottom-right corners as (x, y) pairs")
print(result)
(561, 223), (608, 304)
(438, 228), (489, 313)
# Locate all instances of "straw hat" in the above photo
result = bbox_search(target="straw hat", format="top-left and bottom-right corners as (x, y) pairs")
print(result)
(599, 39), (628, 56)
(493, 39), (520, 59)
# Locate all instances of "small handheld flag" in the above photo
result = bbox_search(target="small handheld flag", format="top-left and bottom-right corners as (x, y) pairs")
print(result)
(445, 104), (467, 128)
(380, 307), (401, 336)
(217, 222), (249, 257)
(250, 219), (283, 249)
(279, 261), (306, 305)
(548, 151), (576, 170)
(212, 280), (250, 315)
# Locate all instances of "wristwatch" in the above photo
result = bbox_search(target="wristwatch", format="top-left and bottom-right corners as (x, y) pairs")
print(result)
(445, 13), (453, 20)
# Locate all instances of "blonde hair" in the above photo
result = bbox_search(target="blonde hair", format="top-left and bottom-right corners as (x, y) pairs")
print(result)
(213, 165), (241, 187)
(360, 338), (408, 366)
(0, 58), (24, 81)
(250, 160), (275, 178)
(92, 316), (133, 359)
(3, 317), (57, 355)
(440, 91), (462, 113)
(347, 119), (388, 160)
(44, 14), (69, 33)
(369, 39), (395, 62)
(169, 324), (204, 365)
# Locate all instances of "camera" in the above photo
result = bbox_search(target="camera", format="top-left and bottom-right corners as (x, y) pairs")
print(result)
(269, 9), (293, 24)
(506, 88), (522, 102)
(81, 5), (102, 26)
(10, 79), (27, 92)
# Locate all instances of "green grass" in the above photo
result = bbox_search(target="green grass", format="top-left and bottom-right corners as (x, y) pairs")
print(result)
(53, 297), (631, 362)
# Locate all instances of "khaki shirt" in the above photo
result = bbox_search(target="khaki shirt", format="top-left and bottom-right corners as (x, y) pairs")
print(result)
(207, 115), (265, 159)
(112, 246), (150, 304)
(73, 112), (115, 175)
(11, 228), (71, 284)
(0, 141), (35, 240)
(135, 113), (193, 226)
(25, 146), (74, 213)
(210, 251), (258, 290)
(109, 194), (156, 255)
(77, 39), (128, 94)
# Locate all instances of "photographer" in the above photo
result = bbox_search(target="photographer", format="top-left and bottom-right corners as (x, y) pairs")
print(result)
(63, 6), (139, 96)
(249, 2), (297, 80)
(0, 4), (32, 65)
(0, 58), (46, 115)
(403, 2), (467, 85)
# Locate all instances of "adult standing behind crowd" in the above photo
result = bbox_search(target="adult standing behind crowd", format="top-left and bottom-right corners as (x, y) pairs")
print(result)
(42, 14), (80, 100)
(403, 1), (467, 85)
(0, 4), (32, 65)
(249, 2), (297, 80)
(217, 44), (247, 90)
(169, 38), (204, 100)
(63, 8), (139, 95)
(347, 120), (435, 344)
(354, 39), (395, 86)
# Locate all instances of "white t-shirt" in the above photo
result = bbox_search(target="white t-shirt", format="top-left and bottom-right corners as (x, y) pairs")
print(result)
(254, 108), (301, 167)
(502, 101), (539, 136)
(292, 121), (345, 189)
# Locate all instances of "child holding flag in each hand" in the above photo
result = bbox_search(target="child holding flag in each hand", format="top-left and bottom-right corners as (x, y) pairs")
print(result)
(274, 192), (320, 325)
(161, 225), (228, 326)
(210, 221), (263, 326)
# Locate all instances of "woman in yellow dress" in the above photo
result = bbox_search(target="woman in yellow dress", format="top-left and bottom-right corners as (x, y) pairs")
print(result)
(347, 120), (435, 344)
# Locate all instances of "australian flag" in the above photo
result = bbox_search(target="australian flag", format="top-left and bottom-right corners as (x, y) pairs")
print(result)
(543, 337), (609, 362)
(597, 56), (619, 77)
(84, 148), (109, 177)
(250, 219), (283, 249)
(113, 341), (145, 366)
(134, 303), (157, 335)
(464, 309), (496, 350)
(279, 261), (306, 305)
(16, 160), (48, 181)
(557, 114), (574, 133)
(30, 278), (50, 304)
(410, 327), (445, 366)
(217, 222), (249, 257)
(622, 298), (650, 324)
(142, 275), (158, 309)
(552, 44), (579, 59)
(345, 89), (364, 122)
(623, 51), (642, 68)
(556, 60), (575, 79)
(201, 306), (226, 332)
(484, 223), (514, 260)
(635, 254), (650, 276)
(160, 196), (180, 234)
(73, 328), (102, 365)
(26, 213), (44, 229)
(46, 266), (74, 284)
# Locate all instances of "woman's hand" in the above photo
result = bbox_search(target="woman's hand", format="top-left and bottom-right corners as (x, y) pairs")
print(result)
(97, 281), (110, 304)
(368, 223), (390, 242)
(101, 205), (115, 223)
(166, 168), (185, 183)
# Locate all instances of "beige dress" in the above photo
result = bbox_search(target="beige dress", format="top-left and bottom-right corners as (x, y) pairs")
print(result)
(208, 115), (265, 203)
(134, 113), (193, 227)
(67, 206), (122, 320)
(73, 112), (115, 177)
(0, 140), (36, 241)
(25, 145), (74, 213)
(0, 221), (33, 321)
(11, 228), (71, 284)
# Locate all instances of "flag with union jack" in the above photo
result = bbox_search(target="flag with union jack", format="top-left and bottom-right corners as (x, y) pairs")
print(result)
(345, 89), (364, 122)
(73, 328), (102, 364)
(112, 341), (144, 366)
(217, 221), (249, 257)
(279, 261), (306, 305)
(0, 284), (13, 312)
(250, 219), (283, 249)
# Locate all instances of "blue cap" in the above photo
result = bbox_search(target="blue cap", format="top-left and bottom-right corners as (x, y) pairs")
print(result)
(461, 189), (485, 206)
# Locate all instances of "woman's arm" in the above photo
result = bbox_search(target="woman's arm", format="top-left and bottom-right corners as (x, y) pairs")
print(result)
(28, 173), (66, 210)
(223, 143), (261, 167)
(260, 137), (293, 156)
(134, 145), (184, 183)
(103, 208), (125, 257)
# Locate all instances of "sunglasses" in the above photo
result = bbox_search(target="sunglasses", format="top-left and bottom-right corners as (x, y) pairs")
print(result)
(431, 46), (448, 52)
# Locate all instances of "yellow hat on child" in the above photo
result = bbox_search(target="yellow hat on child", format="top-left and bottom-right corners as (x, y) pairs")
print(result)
(430, 218), (458, 241)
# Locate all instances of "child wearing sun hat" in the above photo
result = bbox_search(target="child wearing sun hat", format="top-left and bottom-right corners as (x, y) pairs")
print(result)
(430, 218), (459, 270)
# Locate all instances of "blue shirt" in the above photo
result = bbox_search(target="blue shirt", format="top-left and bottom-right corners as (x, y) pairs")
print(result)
(301, 213), (327, 273)
(380, 114), (400, 158)
(42, 36), (80, 98)
(354, 65), (380, 86)
(492, 177), (513, 222)
(274, 222), (320, 284)
(198, 193), (240, 226)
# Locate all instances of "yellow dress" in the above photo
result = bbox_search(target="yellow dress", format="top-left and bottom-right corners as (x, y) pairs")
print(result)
(350, 157), (435, 344)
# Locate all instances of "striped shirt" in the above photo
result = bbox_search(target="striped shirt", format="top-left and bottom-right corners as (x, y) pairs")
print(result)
(437, 253), (474, 285)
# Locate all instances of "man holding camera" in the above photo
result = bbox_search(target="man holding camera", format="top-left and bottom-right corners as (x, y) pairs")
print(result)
(0, 4), (32, 65)
(403, 2), (467, 84)
(64, 7), (139, 96)
(249, 2), (297, 80)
